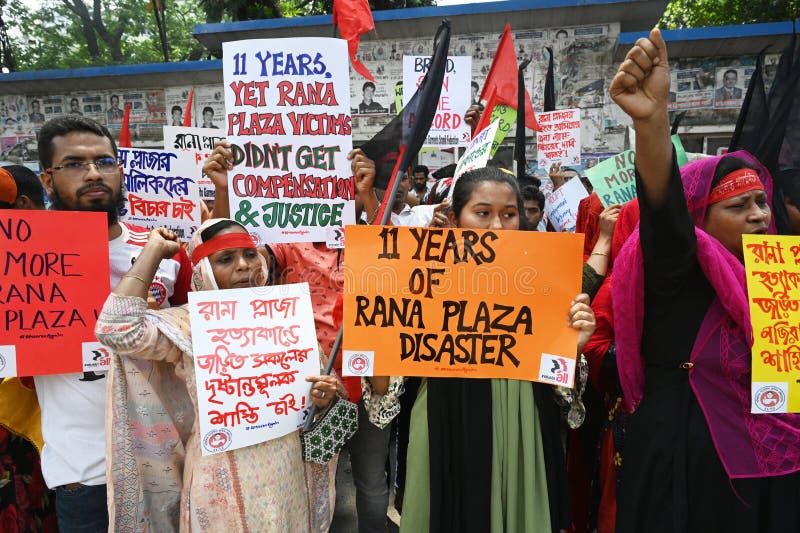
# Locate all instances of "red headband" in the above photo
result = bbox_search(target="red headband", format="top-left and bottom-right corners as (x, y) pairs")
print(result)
(191, 232), (256, 266)
(708, 168), (764, 205)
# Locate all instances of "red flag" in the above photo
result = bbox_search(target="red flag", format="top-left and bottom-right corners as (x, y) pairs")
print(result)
(333, 0), (375, 82)
(473, 85), (498, 137)
(118, 103), (132, 148)
(480, 24), (539, 131)
(183, 88), (194, 127)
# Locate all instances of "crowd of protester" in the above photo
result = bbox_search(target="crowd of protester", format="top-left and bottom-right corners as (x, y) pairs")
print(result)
(0, 27), (798, 533)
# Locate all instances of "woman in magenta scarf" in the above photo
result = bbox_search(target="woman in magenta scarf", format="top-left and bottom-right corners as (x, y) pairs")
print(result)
(608, 29), (800, 532)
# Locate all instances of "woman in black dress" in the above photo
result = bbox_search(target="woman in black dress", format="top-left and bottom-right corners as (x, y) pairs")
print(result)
(608, 29), (800, 532)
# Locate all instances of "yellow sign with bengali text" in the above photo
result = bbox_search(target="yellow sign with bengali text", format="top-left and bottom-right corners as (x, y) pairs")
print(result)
(743, 234), (800, 413)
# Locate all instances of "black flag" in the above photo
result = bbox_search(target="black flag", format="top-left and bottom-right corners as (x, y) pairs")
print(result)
(515, 58), (532, 180)
(729, 50), (768, 154)
(361, 20), (451, 224)
(543, 47), (555, 112)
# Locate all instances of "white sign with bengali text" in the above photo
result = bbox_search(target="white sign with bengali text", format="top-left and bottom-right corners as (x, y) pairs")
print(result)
(189, 284), (320, 455)
(119, 148), (202, 241)
(536, 109), (581, 169)
(163, 126), (227, 202)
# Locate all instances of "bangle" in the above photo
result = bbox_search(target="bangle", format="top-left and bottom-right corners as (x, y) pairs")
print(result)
(590, 251), (609, 257)
(123, 273), (151, 288)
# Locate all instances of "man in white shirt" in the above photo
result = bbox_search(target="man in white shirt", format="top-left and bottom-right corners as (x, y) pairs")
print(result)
(407, 164), (432, 205)
(36, 116), (191, 532)
(386, 168), (437, 227)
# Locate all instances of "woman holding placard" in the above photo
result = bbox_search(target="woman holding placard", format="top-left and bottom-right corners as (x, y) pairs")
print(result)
(95, 218), (340, 532)
(609, 29), (800, 532)
(370, 166), (596, 533)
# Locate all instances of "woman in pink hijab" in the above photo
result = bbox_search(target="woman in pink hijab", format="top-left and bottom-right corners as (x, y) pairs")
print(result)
(609, 29), (800, 532)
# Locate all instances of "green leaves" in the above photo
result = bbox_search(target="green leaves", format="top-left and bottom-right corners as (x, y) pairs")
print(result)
(661, 0), (800, 28)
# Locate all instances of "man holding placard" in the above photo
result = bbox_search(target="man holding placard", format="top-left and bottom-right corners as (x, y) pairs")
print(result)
(33, 116), (192, 531)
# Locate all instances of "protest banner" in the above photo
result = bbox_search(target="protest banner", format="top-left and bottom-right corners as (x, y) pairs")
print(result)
(163, 126), (227, 202)
(223, 38), (355, 247)
(586, 135), (689, 208)
(342, 226), (583, 384)
(448, 120), (499, 198)
(188, 283), (321, 455)
(544, 176), (589, 232)
(403, 56), (471, 147)
(536, 109), (581, 169)
(743, 235), (800, 414)
(0, 210), (110, 377)
(119, 148), (202, 241)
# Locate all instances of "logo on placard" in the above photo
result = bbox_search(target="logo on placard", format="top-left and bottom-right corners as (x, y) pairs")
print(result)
(203, 428), (232, 453)
(0, 354), (5, 373)
(538, 353), (574, 386)
(82, 342), (111, 372)
(326, 227), (345, 249)
(347, 352), (370, 376)
(754, 385), (786, 413)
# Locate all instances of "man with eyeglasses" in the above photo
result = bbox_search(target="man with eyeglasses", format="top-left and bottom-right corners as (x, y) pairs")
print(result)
(35, 116), (192, 532)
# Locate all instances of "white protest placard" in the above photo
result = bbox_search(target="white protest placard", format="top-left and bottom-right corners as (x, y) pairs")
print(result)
(163, 126), (227, 202)
(119, 148), (202, 241)
(447, 120), (499, 202)
(223, 38), (355, 246)
(536, 109), (581, 169)
(189, 284), (321, 456)
(544, 176), (589, 232)
(403, 55), (472, 147)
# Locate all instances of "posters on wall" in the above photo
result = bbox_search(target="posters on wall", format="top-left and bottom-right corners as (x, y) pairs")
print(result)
(713, 65), (752, 109)
(195, 85), (226, 129)
(668, 66), (714, 110)
(165, 87), (193, 127)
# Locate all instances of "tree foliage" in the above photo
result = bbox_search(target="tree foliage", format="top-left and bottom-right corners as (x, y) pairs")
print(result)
(3, 0), (206, 70)
(661, 0), (800, 28)
(2, 0), (433, 71)
(200, 0), (434, 23)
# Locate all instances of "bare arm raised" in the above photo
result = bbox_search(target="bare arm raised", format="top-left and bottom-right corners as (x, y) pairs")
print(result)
(609, 28), (672, 209)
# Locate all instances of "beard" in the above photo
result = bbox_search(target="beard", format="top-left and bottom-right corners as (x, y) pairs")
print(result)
(49, 181), (125, 226)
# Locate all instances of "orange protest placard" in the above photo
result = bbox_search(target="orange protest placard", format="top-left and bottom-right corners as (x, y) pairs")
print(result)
(0, 210), (110, 377)
(342, 225), (583, 385)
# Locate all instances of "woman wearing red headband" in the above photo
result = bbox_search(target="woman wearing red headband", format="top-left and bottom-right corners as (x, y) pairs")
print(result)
(609, 30), (800, 532)
(95, 219), (341, 531)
